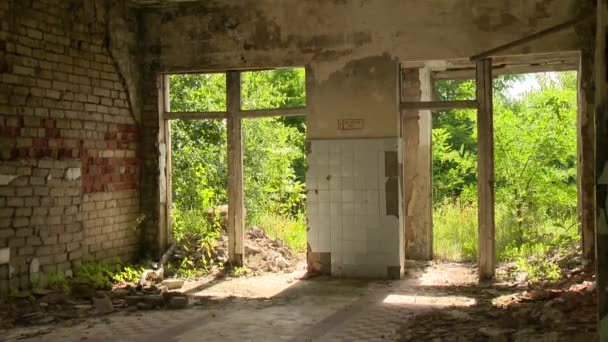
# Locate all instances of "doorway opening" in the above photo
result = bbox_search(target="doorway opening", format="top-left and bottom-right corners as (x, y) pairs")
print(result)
(432, 71), (580, 282)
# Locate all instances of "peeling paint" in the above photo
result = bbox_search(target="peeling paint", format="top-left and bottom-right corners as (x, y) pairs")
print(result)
(141, 0), (578, 81)
(65, 168), (81, 181)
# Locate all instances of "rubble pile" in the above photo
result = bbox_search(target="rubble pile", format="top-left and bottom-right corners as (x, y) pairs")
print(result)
(214, 226), (297, 274)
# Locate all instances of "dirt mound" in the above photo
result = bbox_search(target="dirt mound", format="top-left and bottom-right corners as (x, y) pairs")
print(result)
(214, 226), (298, 274)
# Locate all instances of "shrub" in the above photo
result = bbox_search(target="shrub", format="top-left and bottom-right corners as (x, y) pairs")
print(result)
(170, 207), (222, 277)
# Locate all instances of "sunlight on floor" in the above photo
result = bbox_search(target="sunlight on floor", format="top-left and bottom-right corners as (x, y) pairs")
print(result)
(192, 272), (305, 299)
(382, 294), (477, 307)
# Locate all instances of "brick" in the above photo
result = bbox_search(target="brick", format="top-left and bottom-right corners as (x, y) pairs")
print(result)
(0, 208), (14, 218)
(30, 177), (45, 185)
(14, 208), (31, 217)
(49, 207), (63, 216)
(16, 187), (33, 196)
(30, 215), (45, 226)
(68, 250), (82, 260)
(13, 65), (35, 76)
(16, 44), (32, 56)
(23, 116), (41, 127)
(24, 197), (40, 207)
(45, 89), (61, 99)
(19, 246), (34, 256)
(9, 238), (25, 248)
(0, 188), (15, 197)
(28, 236), (42, 246)
(12, 218), (29, 228)
(0, 228), (15, 239)
(16, 167), (32, 176)
(47, 216), (61, 225)
(54, 253), (67, 263)
(7, 197), (24, 207)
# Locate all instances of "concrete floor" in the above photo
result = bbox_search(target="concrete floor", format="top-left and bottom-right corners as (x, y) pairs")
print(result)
(4, 262), (482, 342)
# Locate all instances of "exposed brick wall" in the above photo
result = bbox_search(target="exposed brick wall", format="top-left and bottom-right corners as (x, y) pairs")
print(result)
(0, 0), (142, 296)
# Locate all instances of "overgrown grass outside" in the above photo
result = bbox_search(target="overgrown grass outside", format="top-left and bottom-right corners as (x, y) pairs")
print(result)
(433, 199), (580, 281)
(251, 212), (307, 254)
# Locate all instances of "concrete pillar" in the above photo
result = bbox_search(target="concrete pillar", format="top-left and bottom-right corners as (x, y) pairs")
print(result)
(402, 67), (433, 260)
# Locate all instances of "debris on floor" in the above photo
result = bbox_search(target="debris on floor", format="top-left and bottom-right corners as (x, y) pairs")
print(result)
(0, 260), (600, 342)
(0, 275), (191, 334)
(396, 262), (597, 342)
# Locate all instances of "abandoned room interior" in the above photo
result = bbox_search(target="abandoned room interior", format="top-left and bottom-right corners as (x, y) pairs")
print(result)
(1, 0), (608, 341)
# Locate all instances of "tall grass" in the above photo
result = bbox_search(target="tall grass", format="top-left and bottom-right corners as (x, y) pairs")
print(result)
(433, 199), (478, 261)
(252, 212), (307, 254)
(433, 199), (580, 265)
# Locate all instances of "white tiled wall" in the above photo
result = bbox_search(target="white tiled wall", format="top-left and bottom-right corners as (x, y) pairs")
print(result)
(307, 138), (403, 278)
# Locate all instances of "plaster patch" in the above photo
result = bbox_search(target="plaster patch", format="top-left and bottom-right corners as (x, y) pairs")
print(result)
(0, 248), (9, 264)
(0, 174), (18, 185)
(65, 168), (81, 181)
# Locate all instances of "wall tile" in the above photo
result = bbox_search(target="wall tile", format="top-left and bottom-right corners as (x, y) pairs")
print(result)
(307, 139), (401, 278)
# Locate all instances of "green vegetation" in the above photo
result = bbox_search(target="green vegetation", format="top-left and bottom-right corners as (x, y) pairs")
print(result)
(72, 262), (145, 289)
(168, 69), (307, 262)
(46, 271), (69, 291)
(169, 208), (221, 277)
(432, 72), (579, 280)
(251, 213), (308, 254)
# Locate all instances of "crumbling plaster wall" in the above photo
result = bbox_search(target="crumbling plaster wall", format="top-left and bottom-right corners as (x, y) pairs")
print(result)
(140, 0), (580, 140)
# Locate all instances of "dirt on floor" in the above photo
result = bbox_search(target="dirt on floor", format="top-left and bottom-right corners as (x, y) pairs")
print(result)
(0, 257), (598, 341)
(396, 261), (596, 341)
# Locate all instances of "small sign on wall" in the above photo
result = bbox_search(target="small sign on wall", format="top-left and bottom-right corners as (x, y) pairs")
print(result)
(338, 119), (364, 130)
